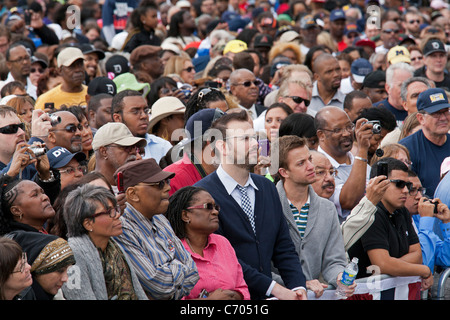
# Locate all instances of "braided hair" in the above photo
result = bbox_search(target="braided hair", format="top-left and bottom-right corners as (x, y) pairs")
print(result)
(0, 179), (24, 235)
(165, 186), (206, 239)
(184, 87), (227, 123)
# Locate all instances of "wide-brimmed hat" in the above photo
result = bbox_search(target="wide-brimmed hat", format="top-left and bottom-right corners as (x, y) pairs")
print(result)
(148, 97), (186, 134)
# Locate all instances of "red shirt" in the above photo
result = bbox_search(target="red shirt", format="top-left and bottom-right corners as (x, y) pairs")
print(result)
(164, 153), (203, 196)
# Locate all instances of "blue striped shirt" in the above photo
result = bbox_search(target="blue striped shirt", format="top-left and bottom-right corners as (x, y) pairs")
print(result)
(114, 203), (199, 300)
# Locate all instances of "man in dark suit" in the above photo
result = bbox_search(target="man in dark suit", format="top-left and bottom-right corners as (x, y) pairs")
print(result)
(195, 110), (307, 300)
(229, 69), (267, 121)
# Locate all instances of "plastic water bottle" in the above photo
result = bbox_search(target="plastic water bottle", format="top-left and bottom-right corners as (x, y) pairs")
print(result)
(335, 257), (359, 299)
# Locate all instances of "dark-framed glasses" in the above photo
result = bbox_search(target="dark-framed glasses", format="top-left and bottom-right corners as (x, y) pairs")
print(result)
(390, 179), (413, 190)
(408, 186), (426, 197)
(92, 205), (122, 219)
(53, 123), (83, 133)
(233, 79), (262, 87)
(319, 124), (355, 135)
(285, 96), (311, 106)
(0, 123), (25, 134)
(139, 178), (171, 190)
(187, 202), (220, 211)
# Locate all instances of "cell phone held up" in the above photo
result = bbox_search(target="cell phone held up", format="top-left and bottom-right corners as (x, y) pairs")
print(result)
(376, 161), (388, 178)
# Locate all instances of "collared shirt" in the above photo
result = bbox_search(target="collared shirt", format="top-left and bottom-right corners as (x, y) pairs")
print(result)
(181, 234), (251, 300)
(142, 133), (172, 164)
(114, 203), (199, 300)
(308, 81), (346, 117)
(4, 73), (37, 99)
(238, 104), (258, 120)
(216, 165), (259, 213)
(318, 146), (370, 223)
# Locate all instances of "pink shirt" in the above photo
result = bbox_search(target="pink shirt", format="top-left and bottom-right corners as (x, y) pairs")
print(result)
(181, 234), (250, 300)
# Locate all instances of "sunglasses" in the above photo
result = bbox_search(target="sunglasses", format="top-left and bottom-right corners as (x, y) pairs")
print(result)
(382, 28), (400, 34)
(233, 79), (262, 87)
(390, 179), (413, 190)
(0, 123), (25, 134)
(183, 66), (195, 73)
(285, 96), (311, 106)
(139, 178), (171, 190)
(408, 19), (420, 24)
(187, 202), (220, 211)
(31, 67), (44, 73)
(53, 123), (83, 133)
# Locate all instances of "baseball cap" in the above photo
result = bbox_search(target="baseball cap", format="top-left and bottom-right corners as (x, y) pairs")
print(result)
(417, 88), (450, 114)
(113, 73), (150, 96)
(351, 58), (373, 83)
(223, 40), (248, 55)
(362, 70), (386, 89)
(184, 108), (224, 144)
(47, 147), (86, 168)
(31, 55), (48, 68)
(253, 34), (273, 48)
(344, 24), (359, 36)
(105, 55), (130, 79)
(148, 97), (186, 134)
(300, 15), (318, 29)
(92, 122), (147, 151)
(355, 38), (376, 50)
(79, 43), (105, 60)
(423, 38), (446, 57)
(387, 45), (411, 64)
(87, 76), (117, 96)
(279, 30), (301, 44)
(271, 59), (291, 77)
(330, 9), (346, 22)
(130, 45), (161, 66)
(57, 47), (85, 68)
(114, 158), (175, 190)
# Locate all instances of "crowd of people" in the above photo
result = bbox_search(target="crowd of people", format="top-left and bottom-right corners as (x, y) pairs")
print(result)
(1, 0), (450, 302)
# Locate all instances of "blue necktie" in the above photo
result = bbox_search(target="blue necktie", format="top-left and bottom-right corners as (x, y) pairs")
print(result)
(236, 185), (255, 234)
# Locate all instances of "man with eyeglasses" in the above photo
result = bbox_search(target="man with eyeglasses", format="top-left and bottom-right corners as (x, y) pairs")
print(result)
(347, 157), (434, 291)
(275, 135), (352, 299)
(276, 80), (311, 114)
(195, 110), (308, 300)
(229, 68), (266, 121)
(112, 90), (172, 164)
(310, 150), (336, 199)
(315, 106), (373, 223)
(113, 158), (199, 300)
(92, 122), (146, 190)
(399, 88), (450, 198)
(44, 111), (83, 154)
(3, 43), (36, 99)
(47, 146), (86, 190)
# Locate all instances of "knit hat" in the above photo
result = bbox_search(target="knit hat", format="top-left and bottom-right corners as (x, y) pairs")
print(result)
(31, 238), (75, 275)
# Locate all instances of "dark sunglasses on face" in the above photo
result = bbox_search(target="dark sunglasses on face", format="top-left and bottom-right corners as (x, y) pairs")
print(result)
(140, 178), (171, 190)
(187, 202), (220, 211)
(0, 123), (25, 134)
(31, 67), (44, 73)
(183, 66), (195, 73)
(234, 79), (262, 87)
(383, 28), (400, 34)
(390, 179), (413, 190)
(54, 123), (83, 133)
(285, 96), (311, 106)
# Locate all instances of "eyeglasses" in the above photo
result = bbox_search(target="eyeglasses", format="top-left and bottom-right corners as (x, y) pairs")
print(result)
(410, 56), (423, 61)
(187, 202), (220, 211)
(284, 96), (311, 106)
(315, 168), (338, 178)
(382, 28), (400, 34)
(31, 67), (44, 73)
(390, 179), (413, 190)
(106, 144), (145, 156)
(425, 108), (450, 119)
(232, 79), (262, 87)
(408, 19), (420, 24)
(58, 165), (87, 175)
(92, 205), (122, 219)
(408, 186), (426, 196)
(319, 124), (355, 135)
(8, 55), (31, 64)
(124, 107), (150, 116)
(183, 66), (195, 73)
(160, 87), (177, 95)
(53, 123), (83, 133)
(139, 178), (171, 190)
(0, 123), (25, 134)
(12, 252), (27, 274)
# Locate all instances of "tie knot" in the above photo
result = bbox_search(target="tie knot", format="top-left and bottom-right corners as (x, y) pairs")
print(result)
(236, 185), (248, 193)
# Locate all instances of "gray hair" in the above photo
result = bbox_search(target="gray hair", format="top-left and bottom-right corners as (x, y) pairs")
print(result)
(400, 77), (433, 102)
(386, 62), (415, 87)
(63, 184), (117, 237)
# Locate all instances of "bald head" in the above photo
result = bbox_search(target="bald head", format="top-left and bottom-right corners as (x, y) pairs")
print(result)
(229, 68), (255, 85)
(314, 106), (349, 130)
(312, 53), (338, 74)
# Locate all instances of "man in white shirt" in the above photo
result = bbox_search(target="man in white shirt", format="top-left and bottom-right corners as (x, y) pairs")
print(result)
(4, 43), (37, 99)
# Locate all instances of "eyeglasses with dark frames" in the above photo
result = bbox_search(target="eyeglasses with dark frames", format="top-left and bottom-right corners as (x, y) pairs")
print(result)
(53, 123), (83, 133)
(232, 79), (262, 87)
(0, 123), (25, 134)
(390, 179), (413, 190)
(284, 96), (311, 106)
(187, 202), (220, 211)
(139, 178), (171, 190)
(408, 186), (426, 197)
(91, 205), (122, 219)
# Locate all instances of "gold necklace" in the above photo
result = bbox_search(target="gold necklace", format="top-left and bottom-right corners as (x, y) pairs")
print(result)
(186, 238), (203, 256)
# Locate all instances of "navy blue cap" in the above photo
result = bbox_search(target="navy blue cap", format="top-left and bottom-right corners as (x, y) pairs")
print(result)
(351, 58), (373, 83)
(417, 88), (450, 114)
(330, 9), (346, 22)
(185, 108), (224, 143)
(47, 147), (86, 169)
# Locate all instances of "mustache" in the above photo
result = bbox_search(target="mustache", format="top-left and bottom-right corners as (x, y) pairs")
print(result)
(322, 182), (334, 189)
